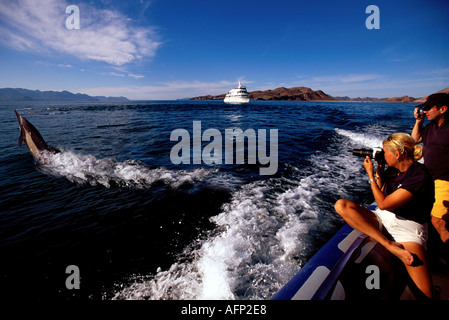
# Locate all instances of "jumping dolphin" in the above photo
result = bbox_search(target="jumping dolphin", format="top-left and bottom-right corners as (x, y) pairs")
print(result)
(14, 110), (60, 161)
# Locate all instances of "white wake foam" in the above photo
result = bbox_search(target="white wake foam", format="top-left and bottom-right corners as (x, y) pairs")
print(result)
(113, 179), (315, 300)
(112, 128), (387, 300)
(39, 150), (220, 189)
(111, 127), (393, 300)
(334, 128), (383, 149)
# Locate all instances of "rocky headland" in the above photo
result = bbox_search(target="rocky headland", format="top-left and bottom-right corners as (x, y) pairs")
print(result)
(191, 86), (449, 103)
(191, 86), (337, 101)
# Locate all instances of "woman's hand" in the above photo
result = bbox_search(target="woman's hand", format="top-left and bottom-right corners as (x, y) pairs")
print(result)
(364, 156), (374, 179)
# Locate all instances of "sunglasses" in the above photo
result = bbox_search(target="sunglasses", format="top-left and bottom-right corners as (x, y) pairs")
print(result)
(422, 105), (442, 111)
(386, 135), (407, 156)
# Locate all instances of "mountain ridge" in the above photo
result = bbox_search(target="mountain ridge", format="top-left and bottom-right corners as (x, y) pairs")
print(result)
(191, 86), (449, 102)
(0, 88), (128, 101)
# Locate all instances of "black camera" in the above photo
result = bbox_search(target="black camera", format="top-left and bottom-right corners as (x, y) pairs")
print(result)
(417, 107), (424, 116)
(352, 147), (385, 163)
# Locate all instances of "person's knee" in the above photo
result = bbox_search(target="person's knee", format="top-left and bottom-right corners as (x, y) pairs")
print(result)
(431, 215), (445, 229)
(334, 199), (349, 215)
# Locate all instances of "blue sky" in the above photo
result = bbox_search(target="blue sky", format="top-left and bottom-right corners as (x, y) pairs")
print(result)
(0, 0), (448, 100)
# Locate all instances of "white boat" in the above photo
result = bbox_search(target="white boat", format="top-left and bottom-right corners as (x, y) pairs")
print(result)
(224, 81), (250, 104)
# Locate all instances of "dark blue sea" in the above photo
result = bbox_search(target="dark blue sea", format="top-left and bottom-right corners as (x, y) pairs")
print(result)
(0, 100), (419, 300)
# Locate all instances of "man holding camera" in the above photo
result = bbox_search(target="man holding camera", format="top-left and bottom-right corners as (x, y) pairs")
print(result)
(412, 93), (449, 244)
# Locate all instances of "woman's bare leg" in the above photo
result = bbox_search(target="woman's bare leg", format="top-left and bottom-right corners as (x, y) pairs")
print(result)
(401, 241), (434, 299)
(334, 199), (414, 265)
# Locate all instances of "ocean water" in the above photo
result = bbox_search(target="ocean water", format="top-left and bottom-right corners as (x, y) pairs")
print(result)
(0, 100), (418, 300)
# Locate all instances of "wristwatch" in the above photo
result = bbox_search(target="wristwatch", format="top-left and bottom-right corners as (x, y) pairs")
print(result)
(368, 178), (376, 184)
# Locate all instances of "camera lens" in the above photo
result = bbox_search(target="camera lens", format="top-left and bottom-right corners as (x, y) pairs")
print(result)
(352, 149), (374, 158)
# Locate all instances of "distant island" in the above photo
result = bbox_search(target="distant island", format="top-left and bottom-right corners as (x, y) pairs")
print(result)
(191, 86), (449, 102)
(191, 86), (337, 101)
(0, 88), (128, 102)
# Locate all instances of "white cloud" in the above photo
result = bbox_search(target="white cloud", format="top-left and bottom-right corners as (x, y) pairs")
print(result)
(103, 72), (144, 79)
(107, 72), (126, 77)
(292, 73), (389, 97)
(295, 72), (448, 98)
(301, 73), (383, 85)
(128, 73), (144, 79)
(0, 0), (160, 66)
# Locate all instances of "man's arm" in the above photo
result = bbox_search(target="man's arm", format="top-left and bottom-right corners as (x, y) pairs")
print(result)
(412, 108), (424, 143)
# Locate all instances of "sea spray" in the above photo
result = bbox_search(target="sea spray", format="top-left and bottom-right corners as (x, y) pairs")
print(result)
(39, 150), (218, 189)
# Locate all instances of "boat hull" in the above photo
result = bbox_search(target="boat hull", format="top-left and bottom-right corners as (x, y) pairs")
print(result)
(224, 97), (250, 104)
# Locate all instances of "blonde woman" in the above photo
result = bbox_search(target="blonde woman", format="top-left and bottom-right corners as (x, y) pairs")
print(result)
(335, 133), (435, 299)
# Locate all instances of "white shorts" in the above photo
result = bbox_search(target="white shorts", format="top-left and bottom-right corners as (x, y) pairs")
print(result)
(373, 208), (428, 248)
